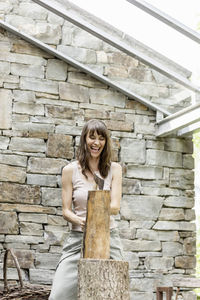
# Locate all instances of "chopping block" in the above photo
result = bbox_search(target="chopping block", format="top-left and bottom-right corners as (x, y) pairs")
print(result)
(77, 190), (130, 300)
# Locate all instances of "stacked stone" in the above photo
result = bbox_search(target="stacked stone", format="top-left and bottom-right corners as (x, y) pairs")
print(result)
(0, 1), (195, 299)
(0, 0), (191, 113)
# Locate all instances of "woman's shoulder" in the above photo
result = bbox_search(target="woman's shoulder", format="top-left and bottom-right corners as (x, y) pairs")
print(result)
(111, 161), (122, 171)
(110, 162), (122, 178)
(62, 160), (78, 175)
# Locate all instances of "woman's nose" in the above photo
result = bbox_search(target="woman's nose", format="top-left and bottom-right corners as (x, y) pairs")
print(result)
(94, 139), (100, 145)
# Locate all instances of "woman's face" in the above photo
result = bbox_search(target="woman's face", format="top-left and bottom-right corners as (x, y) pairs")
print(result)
(86, 130), (106, 159)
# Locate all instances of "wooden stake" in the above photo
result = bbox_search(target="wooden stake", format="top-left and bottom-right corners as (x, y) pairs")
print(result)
(83, 190), (110, 259)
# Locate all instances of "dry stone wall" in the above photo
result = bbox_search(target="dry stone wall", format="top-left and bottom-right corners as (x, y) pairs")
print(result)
(0, 1), (196, 299)
(0, 0), (192, 113)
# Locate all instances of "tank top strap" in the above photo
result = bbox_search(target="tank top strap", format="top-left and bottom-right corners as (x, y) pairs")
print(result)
(71, 160), (79, 185)
(103, 163), (113, 190)
(108, 163), (112, 181)
(71, 160), (113, 189)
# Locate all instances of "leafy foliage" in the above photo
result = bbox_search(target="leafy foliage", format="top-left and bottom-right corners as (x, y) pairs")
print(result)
(193, 132), (200, 159)
(193, 132), (200, 298)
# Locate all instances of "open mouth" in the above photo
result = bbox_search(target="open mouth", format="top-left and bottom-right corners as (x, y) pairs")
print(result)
(90, 146), (100, 153)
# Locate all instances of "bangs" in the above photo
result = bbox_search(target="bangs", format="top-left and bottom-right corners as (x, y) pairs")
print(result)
(87, 121), (107, 138)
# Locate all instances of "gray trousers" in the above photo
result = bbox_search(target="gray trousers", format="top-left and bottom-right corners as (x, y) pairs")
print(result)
(49, 228), (124, 300)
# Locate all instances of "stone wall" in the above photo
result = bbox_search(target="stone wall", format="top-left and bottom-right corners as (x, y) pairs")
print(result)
(0, 1), (196, 299)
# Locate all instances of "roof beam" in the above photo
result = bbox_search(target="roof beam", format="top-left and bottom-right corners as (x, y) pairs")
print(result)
(126, 0), (200, 44)
(156, 102), (200, 136)
(0, 20), (170, 116)
(177, 121), (200, 137)
(32, 0), (200, 93)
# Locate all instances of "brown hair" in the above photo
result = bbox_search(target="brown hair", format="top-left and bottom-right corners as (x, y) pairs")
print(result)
(77, 119), (111, 178)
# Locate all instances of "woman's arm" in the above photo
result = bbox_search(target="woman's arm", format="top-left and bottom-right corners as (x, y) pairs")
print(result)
(62, 165), (85, 228)
(110, 162), (122, 215)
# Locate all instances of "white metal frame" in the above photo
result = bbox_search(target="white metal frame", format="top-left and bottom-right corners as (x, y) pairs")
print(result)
(177, 122), (200, 137)
(126, 0), (200, 44)
(126, 0), (200, 136)
(32, 0), (200, 93)
(0, 20), (170, 116)
(156, 102), (200, 137)
(2, 0), (200, 136)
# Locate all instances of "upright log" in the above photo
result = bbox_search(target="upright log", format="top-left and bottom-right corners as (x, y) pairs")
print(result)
(78, 259), (130, 300)
(83, 190), (110, 259)
(78, 190), (130, 300)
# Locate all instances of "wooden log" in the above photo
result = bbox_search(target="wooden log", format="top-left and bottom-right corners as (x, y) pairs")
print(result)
(83, 190), (110, 259)
(77, 258), (130, 300)
(79, 190), (130, 299)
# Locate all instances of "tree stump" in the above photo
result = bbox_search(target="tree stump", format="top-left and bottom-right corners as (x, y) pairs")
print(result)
(78, 190), (130, 300)
(77, 259), (130, 300)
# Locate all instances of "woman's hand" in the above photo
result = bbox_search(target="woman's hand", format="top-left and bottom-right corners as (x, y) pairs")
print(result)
(78, 217), (86, 231)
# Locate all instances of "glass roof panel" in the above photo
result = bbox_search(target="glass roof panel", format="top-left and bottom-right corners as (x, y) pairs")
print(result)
(70, 0), (200, 80)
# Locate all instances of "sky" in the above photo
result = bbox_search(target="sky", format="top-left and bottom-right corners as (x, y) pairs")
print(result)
(70, 0), (200, 81)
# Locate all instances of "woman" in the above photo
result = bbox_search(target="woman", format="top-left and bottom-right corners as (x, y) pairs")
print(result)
(49, 119), (123, 300)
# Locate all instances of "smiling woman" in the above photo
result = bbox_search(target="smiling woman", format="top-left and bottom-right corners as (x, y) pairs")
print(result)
(86, 130), (106, 158)
(78, 119), (111, 178)
(48, 119), (123, 300)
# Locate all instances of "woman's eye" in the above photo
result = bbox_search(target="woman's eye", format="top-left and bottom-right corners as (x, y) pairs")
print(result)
(100, 137), (105, 141)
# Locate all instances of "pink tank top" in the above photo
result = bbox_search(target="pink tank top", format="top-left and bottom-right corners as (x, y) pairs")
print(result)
(70, 160), (116, 232)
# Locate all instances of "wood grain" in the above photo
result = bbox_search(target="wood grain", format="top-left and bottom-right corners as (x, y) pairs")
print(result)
(83, 190), (110, 259)
(78, 259), (130, 300)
